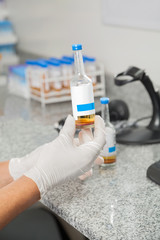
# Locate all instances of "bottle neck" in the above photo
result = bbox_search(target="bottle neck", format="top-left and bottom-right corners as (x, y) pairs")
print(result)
(101, 103), (110, 126)
(73, 50), (85, 75)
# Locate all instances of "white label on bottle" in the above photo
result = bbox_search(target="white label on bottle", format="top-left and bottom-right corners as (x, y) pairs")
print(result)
(71, 83), (95, 120)
(101, 127), (116, 157)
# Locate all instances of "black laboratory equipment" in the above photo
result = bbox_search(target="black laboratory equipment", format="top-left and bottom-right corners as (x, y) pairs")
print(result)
(114, 66), (160, 144)
(147, 160), (160, 185)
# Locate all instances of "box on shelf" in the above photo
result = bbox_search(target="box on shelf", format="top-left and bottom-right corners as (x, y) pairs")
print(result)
(8, 65), (29, 99)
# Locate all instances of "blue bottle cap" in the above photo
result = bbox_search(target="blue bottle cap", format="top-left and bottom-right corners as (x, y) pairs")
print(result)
(36, 60), (48, 68)
(25, 60), (37, 65)
(47, 60), (61, 66)
(72, 44), (82, 51)
(100, 97), (110, 104)
(62, 56), (74, 63)
(60, 59), (72, 65)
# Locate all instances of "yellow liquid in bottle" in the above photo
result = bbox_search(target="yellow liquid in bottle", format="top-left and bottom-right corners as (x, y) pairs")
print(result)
(75, 114), (95, 129)
(101, 155), (116, 165)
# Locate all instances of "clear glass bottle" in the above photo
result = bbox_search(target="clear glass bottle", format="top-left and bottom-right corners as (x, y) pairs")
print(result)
(100, 97), (116, 167)
(71, 44), (95, 129)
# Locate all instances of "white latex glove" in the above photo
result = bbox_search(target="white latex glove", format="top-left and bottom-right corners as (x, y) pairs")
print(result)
(9, 118), (104, 181)
(23, 115), (105, 197)
(9, 144), (47, 180)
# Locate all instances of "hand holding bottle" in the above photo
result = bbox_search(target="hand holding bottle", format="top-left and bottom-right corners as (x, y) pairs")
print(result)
(9, 115), (106, 197)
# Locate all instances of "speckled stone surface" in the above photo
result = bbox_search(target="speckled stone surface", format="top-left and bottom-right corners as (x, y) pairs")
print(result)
(0, 118), (58, 161)
(1, 118), (160, 240)
(41, 144), (160, 240)
(0, 80), (160, 239)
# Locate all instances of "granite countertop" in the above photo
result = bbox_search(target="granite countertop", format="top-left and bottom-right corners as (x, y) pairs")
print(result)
(1, 82), (160, 239)
(1, 117), (160, 240)
(42, 144), (160, 240)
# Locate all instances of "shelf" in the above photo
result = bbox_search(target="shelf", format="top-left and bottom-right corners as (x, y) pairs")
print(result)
(0, 34), (17, 45)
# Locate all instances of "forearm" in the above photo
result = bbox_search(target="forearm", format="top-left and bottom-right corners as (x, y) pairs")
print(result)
(0, 175), (40, 230)
(0, 161), (13, 188)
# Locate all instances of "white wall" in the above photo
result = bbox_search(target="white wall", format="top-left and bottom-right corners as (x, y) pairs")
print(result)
(7, 0), (160, 85)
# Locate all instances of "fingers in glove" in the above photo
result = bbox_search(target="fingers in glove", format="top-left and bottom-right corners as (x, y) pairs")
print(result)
(77, 116), (106, 167)
(78, 128), (93, 145)
(79, 129), (103, 165)
(73, 138), (80, 147)
(95, 156), (104, 165)
(59, 115), (76, 145)
(79, 168), (93, 180)
(93, 115), (106, 148)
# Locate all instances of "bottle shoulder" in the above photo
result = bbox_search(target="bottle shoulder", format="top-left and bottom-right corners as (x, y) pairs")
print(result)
(71, 74), (92, 86)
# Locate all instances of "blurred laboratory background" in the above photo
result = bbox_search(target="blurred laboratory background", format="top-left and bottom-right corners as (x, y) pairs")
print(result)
(1, 0), (160, 124)
(1, 0), (160, 239)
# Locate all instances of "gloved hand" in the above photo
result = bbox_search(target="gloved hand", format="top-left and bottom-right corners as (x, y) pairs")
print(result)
(9, 116), (105, 182)
(9, 115), (105, 196)
(9, 144), (47, 181)
(23, 115), (105, 197)
(9, 135), (103, 181)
